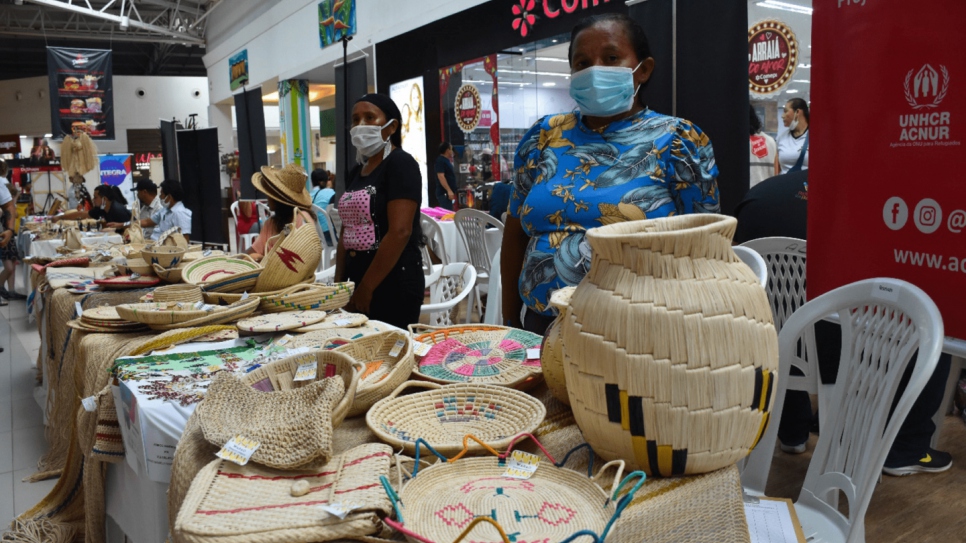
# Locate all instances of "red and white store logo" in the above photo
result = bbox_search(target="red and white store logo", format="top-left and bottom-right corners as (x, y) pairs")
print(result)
(904, 64), (949, 110)
(894, 63), (957, 148)
(511, 0), (613, 38)
(747, 20), (798, 95)
(454, 84), (483, 133)
(750, 135), (769, 158)
(72, 54), (89, 67)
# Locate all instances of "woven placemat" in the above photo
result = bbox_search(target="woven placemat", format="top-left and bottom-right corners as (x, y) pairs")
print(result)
(411, 324), (544, 388)
(235, 310), (328, 333)
(81, 306), (123, 322)
(292, 310), (368, 332)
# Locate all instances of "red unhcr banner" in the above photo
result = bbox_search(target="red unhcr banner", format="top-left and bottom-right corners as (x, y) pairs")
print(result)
(808, 0), (966, 338)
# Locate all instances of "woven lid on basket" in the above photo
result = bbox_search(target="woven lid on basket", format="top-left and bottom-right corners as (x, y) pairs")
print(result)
(293, 309), (367, 332)
(254, 223), (322, 292)
(182, 254), (262, 286)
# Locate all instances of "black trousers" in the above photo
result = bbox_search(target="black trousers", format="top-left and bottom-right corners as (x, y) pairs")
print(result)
(345, 250), (425, 331)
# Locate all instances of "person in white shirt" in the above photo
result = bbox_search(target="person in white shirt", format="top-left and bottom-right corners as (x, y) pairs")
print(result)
(749, 106), (777, 188)
(132, 178), (163, 239)
(0, 160), (21, 303)
(775, 98), (810, 175)
(111, 179), (192, 241)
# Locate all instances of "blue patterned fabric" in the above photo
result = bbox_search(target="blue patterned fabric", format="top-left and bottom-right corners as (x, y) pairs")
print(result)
(508, 109), (720, 315)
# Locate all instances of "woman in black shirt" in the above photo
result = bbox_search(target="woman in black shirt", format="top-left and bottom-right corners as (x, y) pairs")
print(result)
(335, 94), (424, 329)
(53, 184), (132, 228)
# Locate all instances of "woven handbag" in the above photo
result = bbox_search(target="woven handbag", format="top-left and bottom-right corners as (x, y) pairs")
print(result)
(197, 372), (346, 470)
(259, 282), (355, 313)
(174, 443), (395, 543)
(366, 381), (546, 456)
(384, 435), (647, 543)
(154, 284), (204, 304)
(254, 222), (322, 292)
(330, 331), (416, 417)
(410, 325), (544, 389)
(240, 350), (363, 428)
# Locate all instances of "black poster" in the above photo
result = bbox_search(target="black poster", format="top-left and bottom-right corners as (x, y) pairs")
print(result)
(334, 58), (368, 195)
(177, 127), (226, 245)
(47, 47), (115, 140)
(234, 88), (268, 199)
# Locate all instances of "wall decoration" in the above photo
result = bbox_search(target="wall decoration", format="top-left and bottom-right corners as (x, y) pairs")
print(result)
(98, 154), (133, 195)
(390, 76), (428, 207)
(318, 0), (356, 48)
(229, 50), (249, 91)
(748, 20), (798, 95)
(47, 47), (115, 139)
(454, 84), (483, 133)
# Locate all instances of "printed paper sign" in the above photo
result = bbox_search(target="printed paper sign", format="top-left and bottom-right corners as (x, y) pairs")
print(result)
(81, 395), (97, 412)
(294, 360), (318, 381)
(217, 435), (261, 466)
(389, 339), (406, 357)
(503, 450), (540, 480)
(412, 341), (432, 357)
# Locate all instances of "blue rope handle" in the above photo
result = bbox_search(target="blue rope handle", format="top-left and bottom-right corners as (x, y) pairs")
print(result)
(410, 438), (448, 478)
(379, 475), (404, 524)
(555, 443), (595, 478)
(599, 471), (647, 540)
(558, 530), (602, 543)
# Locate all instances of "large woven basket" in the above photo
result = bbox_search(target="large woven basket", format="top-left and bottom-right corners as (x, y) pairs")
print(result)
(388, 439), (645, 543)
(330, 331), (416, 417)
(410, 325), (544, 389)
(154, 284), (203, 304)
(240, 350), (362, 428)
(254, 222), (322, 292)
(366, 381), (546, 456)
(174, 444), (394, 543)
(559, 214), (779, 477)
(197, 371), (346, 470)
(182, 254), (261, 286)
(259, 282), (355, 313)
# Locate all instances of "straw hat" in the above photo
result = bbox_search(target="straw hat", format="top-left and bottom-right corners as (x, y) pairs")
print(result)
(252, 163), (312, 209)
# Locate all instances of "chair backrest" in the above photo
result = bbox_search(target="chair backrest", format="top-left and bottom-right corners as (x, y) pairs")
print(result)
(732, 246), (768, 289)
(483, 250), (502, 325)
(256, 200), (271, 220)
(454, 208), (503, 276)
(326, 203), (342, 236)
(311, 204), (337, 246)
(230, 201), (240, 224)
(422, 263), (477, 327)
(744, 278), (944, 542)
(420, 213), (449, 266)
(740, 237), (807, 332)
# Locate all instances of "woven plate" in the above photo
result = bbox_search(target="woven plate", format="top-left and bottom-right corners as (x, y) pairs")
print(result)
(67, 318), (148, 334)
(293, 310), (368, 332)
(94, 275), (161, 290)
(259, 282), (355, 313)
(182, 249), (225, 262)
(366, 381), (546, 456)
(115, 302), (213, 326)
(394, 454), (627, 543)
(410, 325), (544, 388)
(291, 321), (394, 348)
(148, 297), (261, 331)
(81, 306), (124, 322)
(330, 331), (416, 417)
(182, 255), (261, 286)
(235, 310), (328, 334)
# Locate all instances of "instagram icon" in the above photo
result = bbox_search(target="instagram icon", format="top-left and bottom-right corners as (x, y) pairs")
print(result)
(914, 198), (943, 234)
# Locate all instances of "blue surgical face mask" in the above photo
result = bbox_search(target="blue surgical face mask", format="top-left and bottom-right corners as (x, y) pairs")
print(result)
(569, 61), (644, 117)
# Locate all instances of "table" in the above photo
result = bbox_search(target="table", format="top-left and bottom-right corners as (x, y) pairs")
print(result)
(433, 218), (503, 265)
(19, 232), (123, 297)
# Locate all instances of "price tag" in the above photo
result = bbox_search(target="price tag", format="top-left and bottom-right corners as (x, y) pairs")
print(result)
(388, 339), (406, 358)
(203, 249), (212, 257)
(503, 450), (540, 480)
(334, 318), (352, 326)
(81, 395), (97, 412)
(130, 272), (141, 280)
(412, 341), (432, 357)
(526, 348), (541, 360)
(294, 360), (318, 381)
(319, 501), (362, 519)
(75, 302), (83, 317)
(241, 292), (249, 300)
(276, 334), (295, 347)
(217, 435), (261, 466)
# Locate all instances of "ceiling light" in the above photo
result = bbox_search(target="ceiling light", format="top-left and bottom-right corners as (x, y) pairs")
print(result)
(552, 39), (558, 43)
(499, 69), (570, 77)
(44, 134), (52, 138)
(792, 79), (810, 83)
(756, 1), (813, 15)
(535, 57), (569, 63)
(542, 82), (556, 87)
(785, 89), (799, 93)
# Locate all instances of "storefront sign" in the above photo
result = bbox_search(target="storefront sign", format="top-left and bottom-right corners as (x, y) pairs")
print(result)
(0, 134), (19, 154)
(98, 154), (133, 195)
(809, 0), (965, 339)
(47, 47), (114, 139)
(229, 50), (249, 91)
(454, 84), (483, 133)
(318, 0), (356, 48)
(511, 0), (614, 37)
(748, 20), (798, 95)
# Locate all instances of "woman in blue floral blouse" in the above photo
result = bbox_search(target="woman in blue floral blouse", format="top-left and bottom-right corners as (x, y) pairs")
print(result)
(501, 13), (721, 334)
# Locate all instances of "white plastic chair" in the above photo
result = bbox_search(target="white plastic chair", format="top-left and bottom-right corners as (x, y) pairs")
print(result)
(420, 263), (477, 327)
(311, 204), (338, 272)
(420, 213), (449, 266)
(742, 278), (944, 543)
(453, 208), (504, 323)
(741, 237), (808, 332)
(230, 200), (270, 252)
(483, 250), (502, 325)
(315, 265), (335, 283)
(732, 246), (768, 289)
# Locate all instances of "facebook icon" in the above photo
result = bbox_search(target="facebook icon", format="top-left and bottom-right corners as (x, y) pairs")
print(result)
(883, 197), (909, 231)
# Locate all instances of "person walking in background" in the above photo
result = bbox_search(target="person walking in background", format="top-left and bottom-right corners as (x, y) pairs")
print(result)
(434, 142), (457, 211)
(310, 168), (336, 245)
(775, 98), (809, 175)
(749, 106), (777, 188)
(0, 162), (22, 303)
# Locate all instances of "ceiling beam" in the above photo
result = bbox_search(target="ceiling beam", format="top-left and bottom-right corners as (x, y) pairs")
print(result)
(21, 0), (206, 45)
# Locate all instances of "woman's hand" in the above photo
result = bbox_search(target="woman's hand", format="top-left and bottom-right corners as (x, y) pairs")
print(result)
(346, 282), (373, 314)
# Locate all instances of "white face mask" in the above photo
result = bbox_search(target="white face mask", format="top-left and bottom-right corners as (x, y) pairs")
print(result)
(351, 120), (394, 164)
(789, 116), (799, 132)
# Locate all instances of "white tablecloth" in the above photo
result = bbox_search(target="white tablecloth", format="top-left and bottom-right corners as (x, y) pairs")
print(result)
(26, 233), (123, 258)
(433, 219), (503, 265)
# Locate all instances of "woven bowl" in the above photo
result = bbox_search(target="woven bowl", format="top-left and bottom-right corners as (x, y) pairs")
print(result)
(201, 278), (315, 305)
(153, 263), (184, 283)
(182, 254), (261, 286)
(259, 282), (355, 313)
(122, 257), (155, 276)
(153, 284), (203, 304)
(330, 331), (416, 417)
(410, 325), (544, 389)
(366, 381), (547, 456)
(115, 302), (212, 326)
(199, 268), (262, 293)
(141, 245), (187, 269)
(254, 223), (322, 292)
(241, 350), (363, 428)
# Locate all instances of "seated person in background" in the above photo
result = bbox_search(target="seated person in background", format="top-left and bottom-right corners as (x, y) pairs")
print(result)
(109, 179), (192, 242)
(489, 180), (512, 223)
(246, 164), (316, 262)
(133, 179), (163, 239)
(310, 168), (337, 245)
(53, 184), (132, 229)
(734, 170), (952, 475)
